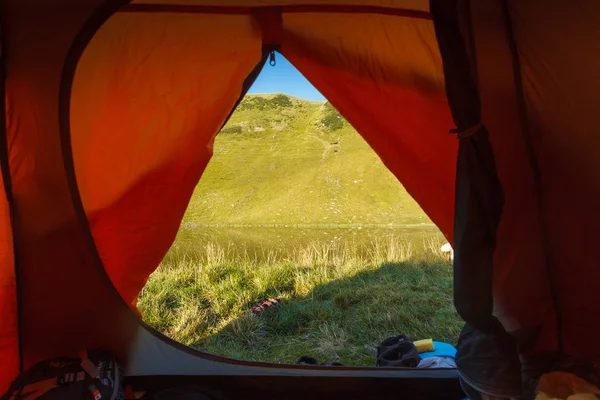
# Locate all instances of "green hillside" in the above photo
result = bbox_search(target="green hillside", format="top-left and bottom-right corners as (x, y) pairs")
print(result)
(140, 94), (457, 363)
(184, 94), (431, 226)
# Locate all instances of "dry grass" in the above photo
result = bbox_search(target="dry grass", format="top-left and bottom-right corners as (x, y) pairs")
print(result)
(138, 237), (462, 366)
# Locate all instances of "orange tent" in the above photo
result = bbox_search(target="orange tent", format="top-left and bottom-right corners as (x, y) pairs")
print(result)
(0, 0), (598, 398)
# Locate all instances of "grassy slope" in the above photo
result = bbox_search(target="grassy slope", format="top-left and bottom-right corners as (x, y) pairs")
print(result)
(138, 94), (461, 366)
(139, 240), (461, 365)
(185, 94), (432, 226)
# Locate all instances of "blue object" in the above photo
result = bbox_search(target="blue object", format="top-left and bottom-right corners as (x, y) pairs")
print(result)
(420, 341), (457, 359)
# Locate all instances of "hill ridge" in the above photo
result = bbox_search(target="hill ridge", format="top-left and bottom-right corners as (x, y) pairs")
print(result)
(245, 92), (325, 103)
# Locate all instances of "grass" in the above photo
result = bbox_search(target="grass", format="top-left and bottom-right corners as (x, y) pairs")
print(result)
(138, 236), (462, 366)
(138, 93), (460, 365)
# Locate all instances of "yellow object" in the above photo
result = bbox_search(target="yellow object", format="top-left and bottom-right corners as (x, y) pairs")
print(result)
(535, 372), (600, 400)
(414, 339), (434, 353)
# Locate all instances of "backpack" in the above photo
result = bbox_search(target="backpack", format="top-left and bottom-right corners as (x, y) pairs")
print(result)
(1, 350), (124, 400)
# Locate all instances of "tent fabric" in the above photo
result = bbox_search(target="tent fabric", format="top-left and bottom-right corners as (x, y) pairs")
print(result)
(0, 0), (599, 397)
(467, 0), (557, 361)
(431, 3), (521, 395)
(70, 7), (457, 308)
(71, 12), (262, 308)
(0, 169), (18, 396)
(0, 31), (18, 392)
(0, 0), (142, 393)
(71, 7), (457, 307)
(281, 12), (457, 240)
(467, 0), (600, 385)
(430, 0), (504, 333)
(507, 0), (600, 362)
(130, 0), (430, 11)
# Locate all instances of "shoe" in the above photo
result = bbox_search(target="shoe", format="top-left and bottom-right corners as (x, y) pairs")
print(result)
(376, 340), (421, 368)
(376, 334), (410, 357)
(296, 356), (319, 365)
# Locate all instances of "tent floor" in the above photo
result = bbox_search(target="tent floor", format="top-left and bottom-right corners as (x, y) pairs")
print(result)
(126, 374), (466, 399)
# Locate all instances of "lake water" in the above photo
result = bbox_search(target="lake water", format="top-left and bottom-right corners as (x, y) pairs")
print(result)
(166, 224), (447, 264)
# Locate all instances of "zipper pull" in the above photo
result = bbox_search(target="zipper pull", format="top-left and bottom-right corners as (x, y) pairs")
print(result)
(269, 51), (276, 66)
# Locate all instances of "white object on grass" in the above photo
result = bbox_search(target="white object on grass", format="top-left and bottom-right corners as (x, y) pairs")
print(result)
(440, 242), (454, 262)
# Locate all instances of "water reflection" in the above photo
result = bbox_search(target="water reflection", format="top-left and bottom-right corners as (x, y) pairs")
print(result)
(168, 225), (446, 263)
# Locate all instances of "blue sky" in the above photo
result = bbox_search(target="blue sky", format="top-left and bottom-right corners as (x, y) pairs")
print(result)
(247, 53), (326, 102)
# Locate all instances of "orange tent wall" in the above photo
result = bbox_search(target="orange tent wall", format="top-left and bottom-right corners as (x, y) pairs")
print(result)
(466, 0), (556, 356)
(71, 8), (457, 310)
(468, 0), (600, 361)
(507, 1), (600, 360)
(1, 0), (600, 393)
(0, 169), (17, 395)
(282, 12), (457, 240)
(1, 0), (142, 391)
(0, 2), (458, 390)
(71, 12), (263, 308)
